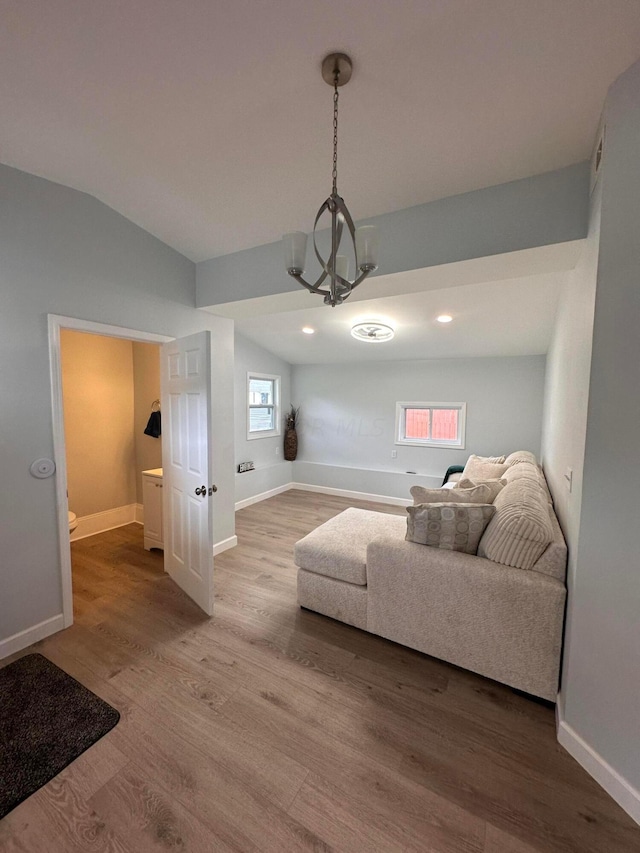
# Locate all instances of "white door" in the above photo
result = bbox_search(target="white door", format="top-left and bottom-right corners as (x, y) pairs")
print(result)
(161, 331), (215, 615)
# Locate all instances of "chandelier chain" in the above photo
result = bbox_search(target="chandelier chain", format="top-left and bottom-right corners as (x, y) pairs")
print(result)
(332, 76), (339, 196)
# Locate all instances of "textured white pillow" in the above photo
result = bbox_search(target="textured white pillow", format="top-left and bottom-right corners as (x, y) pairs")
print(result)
(462, 455), (509, 482)
(411, 483), (498, 505)
(406, 503), (496, 553)
(455, 477), (507, 502)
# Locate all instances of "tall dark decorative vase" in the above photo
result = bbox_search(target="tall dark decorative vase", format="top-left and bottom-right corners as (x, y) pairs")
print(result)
(284, 428), (298, 461)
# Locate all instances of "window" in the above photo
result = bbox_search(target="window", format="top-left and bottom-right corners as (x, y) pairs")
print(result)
(395, 402), (466, 449)
(247, 373), (281, 439)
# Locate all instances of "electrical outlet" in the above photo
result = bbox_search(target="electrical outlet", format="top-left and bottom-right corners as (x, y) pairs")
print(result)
(391, 450), (397, 459)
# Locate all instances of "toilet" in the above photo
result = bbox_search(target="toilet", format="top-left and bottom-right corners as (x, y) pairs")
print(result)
(68, 511), (78, 534)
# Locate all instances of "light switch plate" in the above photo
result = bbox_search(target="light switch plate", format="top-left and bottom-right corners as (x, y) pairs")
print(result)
(565, 467), (573, 492)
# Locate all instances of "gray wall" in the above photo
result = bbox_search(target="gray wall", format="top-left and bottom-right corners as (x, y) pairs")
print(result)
(234, 333), (293, 504)
(292, 355), (546, 500)
(0, 163), (235, 646)
(197, 163), (589, 308)
(556, 59), (640, 795)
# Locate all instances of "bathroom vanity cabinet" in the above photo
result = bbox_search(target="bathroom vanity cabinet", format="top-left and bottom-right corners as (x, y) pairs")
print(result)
(142, 468), (164, 551)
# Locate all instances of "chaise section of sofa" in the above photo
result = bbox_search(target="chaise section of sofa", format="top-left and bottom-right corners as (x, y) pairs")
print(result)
(295, 507), (405, 630)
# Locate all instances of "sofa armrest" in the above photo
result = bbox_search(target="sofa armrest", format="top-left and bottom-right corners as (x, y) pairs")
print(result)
(366, 536), (566, 701)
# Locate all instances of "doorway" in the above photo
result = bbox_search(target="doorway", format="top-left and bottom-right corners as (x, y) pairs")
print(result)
(49, 315), (171, 628)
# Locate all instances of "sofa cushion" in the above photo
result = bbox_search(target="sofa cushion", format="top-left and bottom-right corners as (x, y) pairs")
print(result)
(410, 481), (502, 505)
(503, 462), (554, 505)
(462, 455), (508, 481)
(294, 507), (406, 585)
(505, 450), (538, 467)
(406, 503), (495, 554)
(478, 480), (554, 570)
(502, 463), (541, 485)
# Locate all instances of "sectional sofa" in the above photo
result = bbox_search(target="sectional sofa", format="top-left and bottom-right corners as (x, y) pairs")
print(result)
(294, 451), (567, 701)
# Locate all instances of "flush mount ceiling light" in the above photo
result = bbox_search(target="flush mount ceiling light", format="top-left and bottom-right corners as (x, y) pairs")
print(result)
(351, 322), (395, 343)
(301, 326), (315, 334)
(437, 314), (453, 323)
(283, 53), (379, 308)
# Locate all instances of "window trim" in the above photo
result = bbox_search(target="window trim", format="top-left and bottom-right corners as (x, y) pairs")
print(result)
(395, 401), (466, 449)
(247, 372), (281, 440)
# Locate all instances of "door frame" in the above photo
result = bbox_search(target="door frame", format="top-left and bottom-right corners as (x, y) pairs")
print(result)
(48, 314), (172, 628)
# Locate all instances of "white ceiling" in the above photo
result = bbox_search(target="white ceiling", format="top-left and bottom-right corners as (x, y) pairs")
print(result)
(235, 269), (568, 364)
(1, 1), (639, 262)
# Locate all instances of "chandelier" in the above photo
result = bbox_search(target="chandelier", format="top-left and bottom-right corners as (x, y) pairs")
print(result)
(283, 53), (379, 307)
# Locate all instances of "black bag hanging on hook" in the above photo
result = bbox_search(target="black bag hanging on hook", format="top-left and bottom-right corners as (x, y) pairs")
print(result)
(144, 403), (161, 438)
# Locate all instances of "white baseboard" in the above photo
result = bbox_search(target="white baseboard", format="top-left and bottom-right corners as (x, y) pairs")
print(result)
(235, 481), (411, 512)
(0, 614), (65, 660)
(70, 503), (142, 541)
(235, 483), (292, 511)
(213, 535), (238, 556)
(557, 706), (640, 825)
(289, 482), (411, 508)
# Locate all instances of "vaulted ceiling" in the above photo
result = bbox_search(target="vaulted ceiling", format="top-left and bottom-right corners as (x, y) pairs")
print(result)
(2, 0), (639, 262)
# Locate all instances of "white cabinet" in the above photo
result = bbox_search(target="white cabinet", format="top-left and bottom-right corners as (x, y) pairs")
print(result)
(142, 468), (164, 551)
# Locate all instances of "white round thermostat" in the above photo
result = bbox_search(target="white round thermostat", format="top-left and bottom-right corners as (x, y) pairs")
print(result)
(30, 458), (56, 479)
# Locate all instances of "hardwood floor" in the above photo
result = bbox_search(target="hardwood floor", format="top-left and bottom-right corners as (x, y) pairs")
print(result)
(1, 490), (639, 852)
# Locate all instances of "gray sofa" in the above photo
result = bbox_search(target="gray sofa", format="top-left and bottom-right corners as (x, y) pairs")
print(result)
(294, 452), (567, 701)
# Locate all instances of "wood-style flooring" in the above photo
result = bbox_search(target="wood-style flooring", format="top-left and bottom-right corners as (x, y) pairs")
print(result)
(1, 490), (639, 852)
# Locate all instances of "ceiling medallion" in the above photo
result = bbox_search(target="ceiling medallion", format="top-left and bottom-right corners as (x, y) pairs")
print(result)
(282, 53), (379, 308)
(351, 322), (395, 343)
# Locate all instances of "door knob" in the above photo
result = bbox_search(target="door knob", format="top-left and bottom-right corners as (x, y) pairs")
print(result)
(208, 485), (218, 496)
(195, 485), (206, 496)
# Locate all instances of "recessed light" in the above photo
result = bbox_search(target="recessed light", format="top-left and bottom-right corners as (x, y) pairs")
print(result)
(437, 314), (453, 324)
(302, 326), (315, 334)
(351, 322), (395, 343)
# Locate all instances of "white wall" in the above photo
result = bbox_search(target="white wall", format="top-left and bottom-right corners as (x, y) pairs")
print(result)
(234, 333), (293, 505)
(552, 59), (640, 814)
(292, 355), (546, 500)
(541, 182), (600, 615)
(0, 163), (234, 650)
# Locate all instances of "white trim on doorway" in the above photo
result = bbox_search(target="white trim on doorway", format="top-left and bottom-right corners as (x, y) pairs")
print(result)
(48, 314), (172, 628)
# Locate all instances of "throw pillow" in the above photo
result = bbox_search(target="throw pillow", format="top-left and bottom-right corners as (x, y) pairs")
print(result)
(411, 482), (498, 505)
(455, 477), (506, 502)
(406, 503), (496, 554)
(462, 455), (509, 482)
(477, 480), (554, 570)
